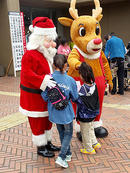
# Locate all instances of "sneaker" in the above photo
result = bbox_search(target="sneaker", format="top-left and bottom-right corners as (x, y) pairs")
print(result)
(80, 148), (96, 155)
(92, 143), (101, 150)
(65, 155), (72, 162)
(55, 156), (68, 168)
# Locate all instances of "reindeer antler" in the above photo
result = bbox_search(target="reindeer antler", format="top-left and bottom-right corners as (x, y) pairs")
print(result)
(92, 0), (103, 21)
(69, 0), (79, 19)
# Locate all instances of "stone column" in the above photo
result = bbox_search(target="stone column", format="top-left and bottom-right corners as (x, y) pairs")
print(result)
(0, 0), (20, 76)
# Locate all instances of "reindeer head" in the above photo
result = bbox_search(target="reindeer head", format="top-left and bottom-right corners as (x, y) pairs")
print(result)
(58, 0), (103, 56)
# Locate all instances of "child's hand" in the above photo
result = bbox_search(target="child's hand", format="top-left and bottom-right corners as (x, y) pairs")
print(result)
(76, 65), (80, 70)
(109, 83), (113, 93)
(75, 63), (81, 70)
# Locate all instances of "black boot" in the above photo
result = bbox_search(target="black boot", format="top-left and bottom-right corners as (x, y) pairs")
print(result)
(37, 145), (55, 157)
(46, 141), (61, 151)
(76, 132), (82, 142)
(104, 91), (108, 95)
(94, 126), (108, 138)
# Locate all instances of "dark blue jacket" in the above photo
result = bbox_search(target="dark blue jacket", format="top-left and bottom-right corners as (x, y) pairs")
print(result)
(77, 83), (99, 122)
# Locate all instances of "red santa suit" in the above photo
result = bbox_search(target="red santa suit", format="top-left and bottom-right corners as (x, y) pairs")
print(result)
(19, 17), (57, 147)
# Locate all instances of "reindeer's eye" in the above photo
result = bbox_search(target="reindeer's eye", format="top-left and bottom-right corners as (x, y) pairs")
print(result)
(96, 26), (100, 35)
(79, 27), (86, 37)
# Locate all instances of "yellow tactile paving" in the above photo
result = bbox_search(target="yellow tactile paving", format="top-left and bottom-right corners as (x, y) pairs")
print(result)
(0, 90), (130, 110)
(0, 90), (130, 131)
(0, 103), (129, 132)
(103, 103), (130, 110)
(0, 91), (20, 97)
(0, 112), (27, 132)
(0, 91), (130, 111)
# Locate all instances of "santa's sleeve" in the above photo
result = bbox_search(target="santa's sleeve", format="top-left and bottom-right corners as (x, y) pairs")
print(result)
(21, 52), (50, 91)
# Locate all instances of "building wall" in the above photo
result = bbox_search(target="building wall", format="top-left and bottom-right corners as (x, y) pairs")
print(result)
(0, 0), (12, 75)
(0, 0), (20, 76)
(7, 0), (19, 11)
(56, 9), (71, 41)
(101, 1), (130, 46)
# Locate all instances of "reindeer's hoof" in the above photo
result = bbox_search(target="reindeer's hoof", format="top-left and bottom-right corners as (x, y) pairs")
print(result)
(94, 126), (108, 138)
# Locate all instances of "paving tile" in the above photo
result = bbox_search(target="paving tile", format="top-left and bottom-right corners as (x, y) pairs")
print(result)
(0, 76), (130, 173)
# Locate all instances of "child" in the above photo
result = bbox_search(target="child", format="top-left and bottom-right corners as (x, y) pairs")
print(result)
(76, 62), (101, 154)
(41, 54), (78, 168)
(57, 38), (71, 58)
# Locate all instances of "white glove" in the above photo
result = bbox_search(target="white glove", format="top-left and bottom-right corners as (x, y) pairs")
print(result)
(46, 75), (56, 88)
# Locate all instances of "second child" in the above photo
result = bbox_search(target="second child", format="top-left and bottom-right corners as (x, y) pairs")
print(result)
(41, 54), (78, 168)
(77, 62), (101, 154)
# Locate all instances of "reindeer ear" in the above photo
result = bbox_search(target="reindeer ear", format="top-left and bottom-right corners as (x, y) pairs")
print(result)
(96, 14), (103, 22)
(58, 17), (73, 27)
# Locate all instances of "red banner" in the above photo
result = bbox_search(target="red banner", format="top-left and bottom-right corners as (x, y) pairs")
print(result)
(20, 12), (27, 53)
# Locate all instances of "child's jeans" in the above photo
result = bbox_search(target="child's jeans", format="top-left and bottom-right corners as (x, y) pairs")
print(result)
(80, 121), (98, 151)
(56, 122), (73, 160)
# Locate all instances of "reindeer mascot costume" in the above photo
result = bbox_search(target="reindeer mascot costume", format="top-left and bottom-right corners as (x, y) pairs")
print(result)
(19, 17), (60, 157)
(58, 0), (113, 140)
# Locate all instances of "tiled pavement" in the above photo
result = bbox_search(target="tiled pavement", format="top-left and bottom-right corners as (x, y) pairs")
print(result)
(0, 76), (130, 173)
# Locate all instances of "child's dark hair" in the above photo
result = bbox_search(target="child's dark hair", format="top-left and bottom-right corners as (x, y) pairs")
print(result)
(61, 38), (68, 46)
(104, 34), (109, 42)
(79, 62), (95, 84)
(53, 54), (67, 73)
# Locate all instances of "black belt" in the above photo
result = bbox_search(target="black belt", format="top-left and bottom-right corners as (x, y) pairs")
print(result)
(20, 84), (42, 94)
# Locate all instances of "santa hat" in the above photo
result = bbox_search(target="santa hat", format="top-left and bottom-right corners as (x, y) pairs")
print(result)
(29, 17), (57, 39)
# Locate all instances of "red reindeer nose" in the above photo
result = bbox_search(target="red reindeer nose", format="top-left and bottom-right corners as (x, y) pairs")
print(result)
(93, 38), (102, 44)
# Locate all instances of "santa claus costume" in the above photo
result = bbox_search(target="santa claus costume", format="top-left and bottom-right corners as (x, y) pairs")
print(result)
(19, 17), (60, 157)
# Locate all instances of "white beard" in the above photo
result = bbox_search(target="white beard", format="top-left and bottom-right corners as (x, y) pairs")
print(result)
(38, 46), (57, 65)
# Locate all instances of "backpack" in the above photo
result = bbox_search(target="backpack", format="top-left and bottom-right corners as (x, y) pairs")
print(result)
(47, 84), (69, 110)
(76, 84), (99, 122)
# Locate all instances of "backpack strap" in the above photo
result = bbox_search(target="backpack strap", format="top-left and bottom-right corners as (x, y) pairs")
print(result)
(83, 85), (89, 96)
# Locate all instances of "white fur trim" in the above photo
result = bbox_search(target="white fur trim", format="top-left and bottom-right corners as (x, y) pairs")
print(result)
(87, 39), (102, 55)
(75, 121), (80, 132)
(32, 133), (47, 146)
(93, 119), (103, 128)
(46, 129), (52, 141)
(74, 45), (101, 59)
(29, 25), (34, 32)
(40, 75), (50, 91)
(33, 26), (57, 38)
(32, 129), (52, 146)
(19, 106), (48, 118)
(47, 60), (53, 74)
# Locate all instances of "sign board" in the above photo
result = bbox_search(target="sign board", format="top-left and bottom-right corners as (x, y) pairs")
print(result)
(8, 11), (26, 77)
